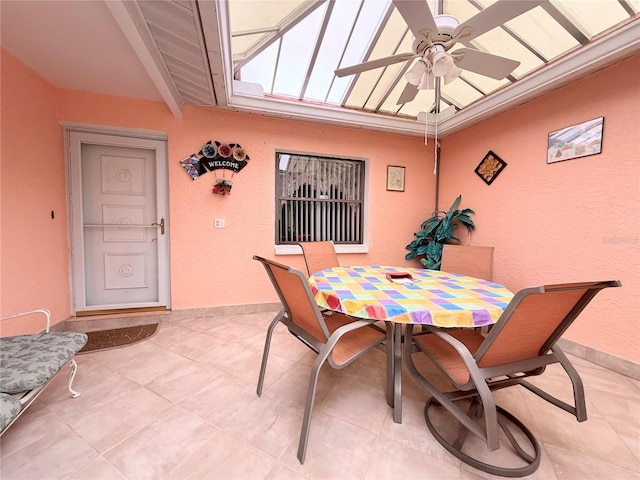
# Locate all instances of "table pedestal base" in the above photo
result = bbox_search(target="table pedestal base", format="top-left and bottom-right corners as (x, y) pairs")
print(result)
(424, 398), (541, 478)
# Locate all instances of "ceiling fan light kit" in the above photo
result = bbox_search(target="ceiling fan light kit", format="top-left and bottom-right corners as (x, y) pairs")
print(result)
(405, 60), (428, 86)
(430, 45), (454, 77)
(419, 71), (435, 90)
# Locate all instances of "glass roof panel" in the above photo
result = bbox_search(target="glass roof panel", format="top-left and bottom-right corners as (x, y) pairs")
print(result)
(458, 70), (509, 95)
(228, 1), (305, 54)
(470, 27), (546, 78)
(227, 0), (639, 121)
(507, 8), (580, 60)
(272, 4), (327, 98)
(240, 41), (278, 92)
(442, 78), (484, 107)
(363, 12), (413, 109)
(304, 1), (362, 102)
(384, 86), (435, 116)
(444, 0), (482, 24)
(549, 0), (631, 37)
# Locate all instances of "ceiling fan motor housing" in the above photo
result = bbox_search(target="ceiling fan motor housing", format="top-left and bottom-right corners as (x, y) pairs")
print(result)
(412, 14), (460, 54)
(434, 14), (459, 36)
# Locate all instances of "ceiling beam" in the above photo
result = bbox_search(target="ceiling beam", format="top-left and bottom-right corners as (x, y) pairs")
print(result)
(105, 1), (184, 117)
(196, 0), (228, 106)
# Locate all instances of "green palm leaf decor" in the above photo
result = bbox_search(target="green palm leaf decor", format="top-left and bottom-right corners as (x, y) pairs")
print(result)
(405, 195), (475, 269)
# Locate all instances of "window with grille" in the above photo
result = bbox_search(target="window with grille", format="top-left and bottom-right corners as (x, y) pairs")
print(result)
(276, 152), (365, 245)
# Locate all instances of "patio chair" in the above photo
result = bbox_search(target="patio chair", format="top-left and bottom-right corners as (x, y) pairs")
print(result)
(297, 241), (339, 276)
(403, 280), (621, 477)
(440, 245), (494, 281)
(253, 255), (386, 464)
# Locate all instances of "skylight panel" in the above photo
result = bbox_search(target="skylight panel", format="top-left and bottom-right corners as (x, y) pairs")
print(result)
(506, 7), (579, 60)
(229, 1), (304, 53)
(470, 28), (545, 78)
(332, 0), (391, 102)
(272, 5), (326, 98)
(444, 0), (482, 24)
(304, 1), (362, 102)
(549, 0), (631, 37)
(390, 88), (436, 116)
(362, 12), (413, 109)
(239, 41), (279, 93)
(442, 79), (484, 108)
(455, 70), (509, 95)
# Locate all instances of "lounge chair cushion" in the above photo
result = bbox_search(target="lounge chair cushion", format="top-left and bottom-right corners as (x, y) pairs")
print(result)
(0, 332), (88, 394)
(0, 393), (21, 431)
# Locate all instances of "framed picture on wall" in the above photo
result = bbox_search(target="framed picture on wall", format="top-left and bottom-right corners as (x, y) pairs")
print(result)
(387, 165), (405, 192)
(547, 117), (604, 163)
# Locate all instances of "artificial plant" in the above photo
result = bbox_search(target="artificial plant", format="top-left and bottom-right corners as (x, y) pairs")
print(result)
(405, 195), (475, 269)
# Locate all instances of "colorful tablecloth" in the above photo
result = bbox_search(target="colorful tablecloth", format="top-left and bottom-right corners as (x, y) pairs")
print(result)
(309, 266), (514, 327)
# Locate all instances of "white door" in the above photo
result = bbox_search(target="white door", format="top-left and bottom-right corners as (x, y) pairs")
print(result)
(69, 131), (170, 314)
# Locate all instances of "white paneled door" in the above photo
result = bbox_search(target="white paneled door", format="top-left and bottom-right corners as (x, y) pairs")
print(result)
(69, 131), (169, 314)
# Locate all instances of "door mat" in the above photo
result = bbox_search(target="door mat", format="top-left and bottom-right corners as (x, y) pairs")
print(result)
(79, 323), (159, 353)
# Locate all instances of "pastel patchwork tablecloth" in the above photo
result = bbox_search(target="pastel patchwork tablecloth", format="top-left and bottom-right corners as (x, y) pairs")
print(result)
(309, 266), (514, 327)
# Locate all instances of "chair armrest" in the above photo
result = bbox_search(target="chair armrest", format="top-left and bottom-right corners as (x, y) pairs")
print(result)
(1, 309), (51, 333)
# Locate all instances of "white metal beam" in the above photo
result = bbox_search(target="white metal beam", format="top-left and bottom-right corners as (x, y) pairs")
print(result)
(105, 0), (184, 117)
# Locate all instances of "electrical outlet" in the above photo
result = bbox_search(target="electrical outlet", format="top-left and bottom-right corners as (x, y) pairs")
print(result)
(214, 218), (225, 228)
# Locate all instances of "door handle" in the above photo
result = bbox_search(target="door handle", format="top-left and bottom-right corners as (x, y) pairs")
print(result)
(152, 218), (165, 235)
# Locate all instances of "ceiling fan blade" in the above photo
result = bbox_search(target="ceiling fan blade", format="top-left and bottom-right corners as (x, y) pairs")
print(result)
(453, 48), (520, 80)
(335, 52), (416, 77)
(392, 0), (438, 38)
(453, 0), (545, 43)
(396, 82), (418, 105)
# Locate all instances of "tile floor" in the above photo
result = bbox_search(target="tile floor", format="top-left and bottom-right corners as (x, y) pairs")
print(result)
(1, 311), (639, 480)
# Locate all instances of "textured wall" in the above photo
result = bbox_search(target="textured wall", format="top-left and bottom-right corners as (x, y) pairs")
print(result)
(439, 55), (640, 363)
(0, 51), (70, 334)
(2, 48), (433, 324)
(3, 47), (637, 365)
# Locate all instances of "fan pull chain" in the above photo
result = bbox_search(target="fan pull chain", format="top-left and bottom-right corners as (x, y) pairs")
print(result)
(424, 118), (428, 146)
(433, 114), (438, 175)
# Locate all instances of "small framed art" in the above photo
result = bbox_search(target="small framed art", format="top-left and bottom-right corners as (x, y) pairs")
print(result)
(547, 117), (604, 163)
(387, 165), (405, 192)
(475, 151), (507, 185)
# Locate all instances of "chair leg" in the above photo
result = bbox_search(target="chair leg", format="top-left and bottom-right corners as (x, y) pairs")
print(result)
(297, 345), (331, 464)
(257, 310), (284, 397)
(517, 347), (587, 422)
(554, 346), (587, 421)
(67, 359), (81, 398)
(425, 398), (541, 477)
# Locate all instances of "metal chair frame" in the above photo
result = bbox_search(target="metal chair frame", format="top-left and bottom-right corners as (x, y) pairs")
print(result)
(253, 255), (386, 464)
(404, 280), (621, 477)
(440, 245), (494, 281)
(297, 241), (339, 276)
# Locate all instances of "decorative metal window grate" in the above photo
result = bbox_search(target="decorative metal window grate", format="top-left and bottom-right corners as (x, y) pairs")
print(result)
(276, 152), (365, 245)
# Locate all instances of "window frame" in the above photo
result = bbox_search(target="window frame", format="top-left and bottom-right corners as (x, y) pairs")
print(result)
(274, 149), (369, 255)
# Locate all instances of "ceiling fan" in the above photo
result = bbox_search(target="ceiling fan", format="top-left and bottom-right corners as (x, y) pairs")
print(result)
(335, 0), (545, 105)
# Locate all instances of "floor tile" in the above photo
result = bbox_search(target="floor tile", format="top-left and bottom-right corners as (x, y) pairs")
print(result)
(103, 406), (218, 479)
(0, 426), (98, 480)
(165, 430), (276, 479)
(1, 311), (638, 480)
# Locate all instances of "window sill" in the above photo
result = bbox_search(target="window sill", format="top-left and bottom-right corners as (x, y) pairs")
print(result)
(275, 243), (369, 255)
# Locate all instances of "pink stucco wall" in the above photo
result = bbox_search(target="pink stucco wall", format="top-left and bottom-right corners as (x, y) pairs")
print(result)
(53, 95), (434, 310)
(1, 49), (432, 327)
(0, 50), (70, 335)
(439, 55), (640, 363)
(1, 47), (638, 364)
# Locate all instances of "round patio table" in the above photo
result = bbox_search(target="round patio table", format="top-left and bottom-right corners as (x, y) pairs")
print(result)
(308, 265), (514, 423)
